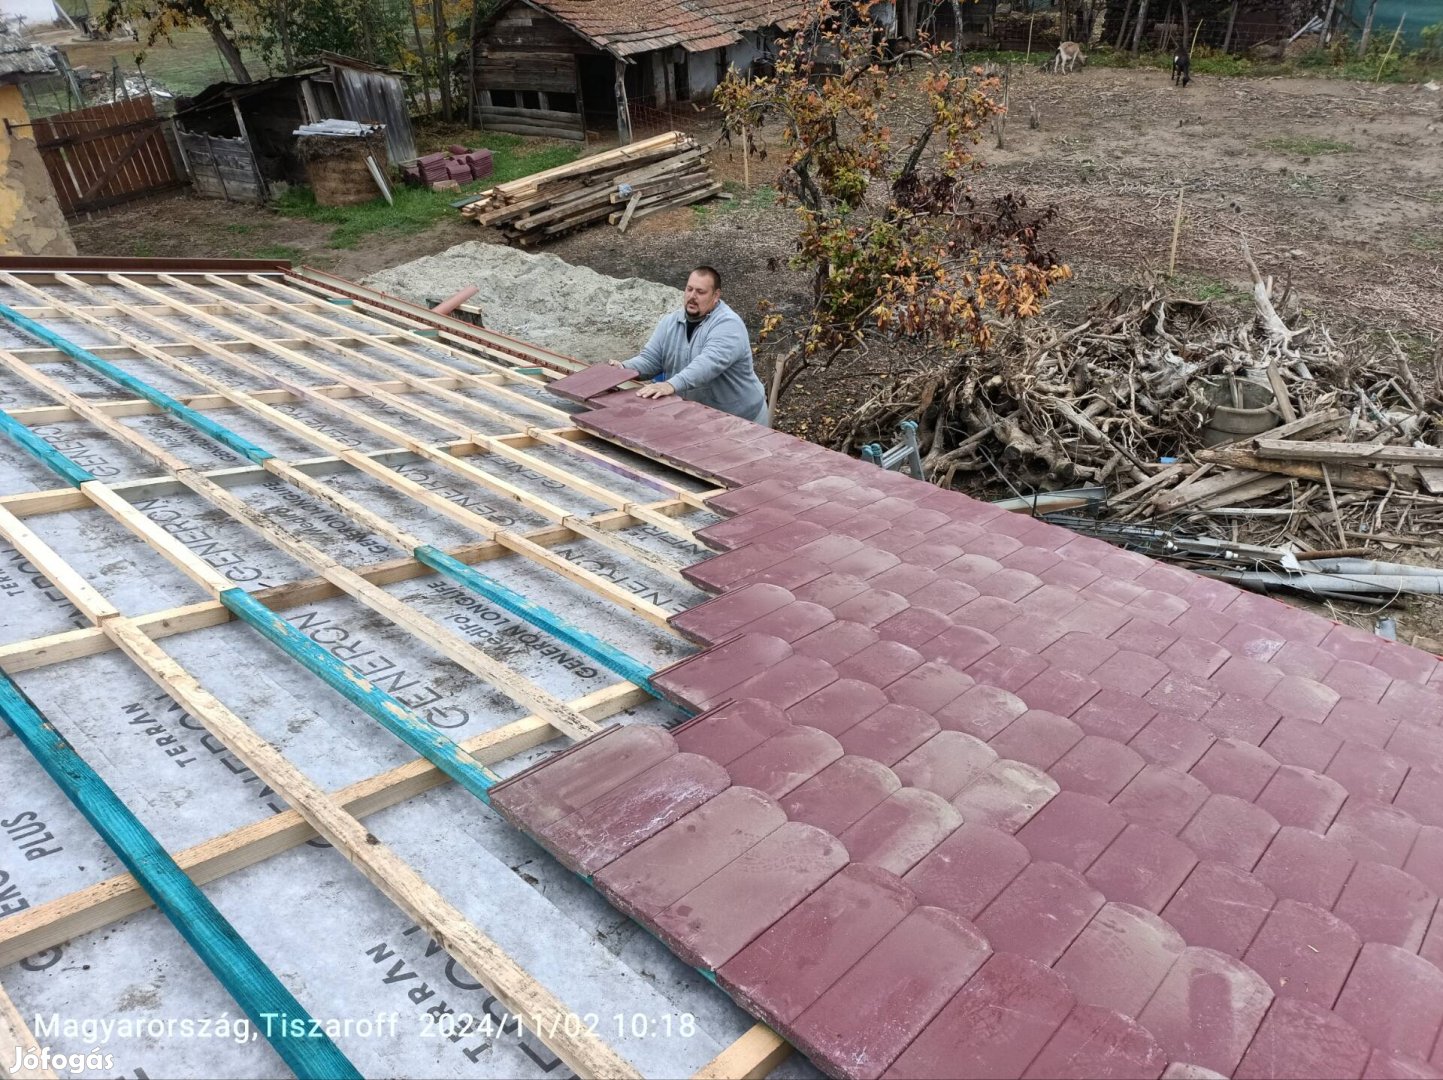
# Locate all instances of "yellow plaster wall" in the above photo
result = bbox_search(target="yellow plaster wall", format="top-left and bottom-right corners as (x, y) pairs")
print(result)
(0, 84), (77, 256)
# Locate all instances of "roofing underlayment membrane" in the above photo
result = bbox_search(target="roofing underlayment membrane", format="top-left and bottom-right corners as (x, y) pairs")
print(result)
(2, 261), (1443, 1080)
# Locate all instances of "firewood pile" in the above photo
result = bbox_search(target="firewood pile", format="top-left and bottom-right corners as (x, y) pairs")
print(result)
(457, 131), (722, 246)
(838, 245), (1443, 603)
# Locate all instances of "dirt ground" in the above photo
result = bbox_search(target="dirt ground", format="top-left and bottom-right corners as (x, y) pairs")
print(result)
(68, 66), (1443, 645)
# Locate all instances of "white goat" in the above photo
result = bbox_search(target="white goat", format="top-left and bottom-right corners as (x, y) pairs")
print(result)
(1052, 41), (1085, 74)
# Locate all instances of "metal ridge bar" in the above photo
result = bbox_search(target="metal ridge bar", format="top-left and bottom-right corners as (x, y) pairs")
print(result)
(0, 672), (361, 1080)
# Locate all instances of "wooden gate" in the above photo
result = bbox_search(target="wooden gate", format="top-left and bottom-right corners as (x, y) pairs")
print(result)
(35, 98), (187, 217)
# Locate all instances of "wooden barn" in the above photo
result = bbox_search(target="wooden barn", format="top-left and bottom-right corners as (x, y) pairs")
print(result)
(471, 0), (807, 143)
(174, 53), (415, 204)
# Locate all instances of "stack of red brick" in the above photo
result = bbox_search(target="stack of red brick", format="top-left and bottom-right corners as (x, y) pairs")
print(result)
(492, 367), (1443, 1080)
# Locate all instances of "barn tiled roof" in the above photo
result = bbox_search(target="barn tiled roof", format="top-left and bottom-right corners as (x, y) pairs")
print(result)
(523, 0), (807, 56)
(493, 370), (1443, 1079)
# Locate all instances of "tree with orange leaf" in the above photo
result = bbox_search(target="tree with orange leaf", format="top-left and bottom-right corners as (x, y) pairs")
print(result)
(714, 0), (1069, 407)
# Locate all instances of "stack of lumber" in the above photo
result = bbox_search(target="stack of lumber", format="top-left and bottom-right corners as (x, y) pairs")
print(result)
(458, 131), (722, 245)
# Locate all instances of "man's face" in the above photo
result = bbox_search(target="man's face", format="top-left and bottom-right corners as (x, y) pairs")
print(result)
(684, 272), (720, 318)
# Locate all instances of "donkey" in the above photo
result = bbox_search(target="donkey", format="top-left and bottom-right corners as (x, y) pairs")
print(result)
(1052, 41), (1085, 74)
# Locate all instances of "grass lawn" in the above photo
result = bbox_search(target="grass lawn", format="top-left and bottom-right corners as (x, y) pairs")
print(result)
(274, 127), (581, 249)
(22, 28), (270, 115)
(966, 43), (1443, 82)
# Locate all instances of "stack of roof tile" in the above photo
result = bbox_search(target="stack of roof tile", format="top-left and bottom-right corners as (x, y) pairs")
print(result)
(406, 149), (492, 189)
(491, 368), (1443, 1080)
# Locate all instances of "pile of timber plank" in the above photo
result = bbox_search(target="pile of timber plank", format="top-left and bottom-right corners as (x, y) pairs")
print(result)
(458, 131), (721, 245)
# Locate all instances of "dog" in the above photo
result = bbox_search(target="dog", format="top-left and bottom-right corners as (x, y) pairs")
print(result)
(1173, 50), (1191, 86)
(1053, 41), (1085, 74)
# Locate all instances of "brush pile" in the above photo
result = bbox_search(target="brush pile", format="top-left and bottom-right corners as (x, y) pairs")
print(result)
(458, 131), (721, 246)
(837, 245), (1443, 601)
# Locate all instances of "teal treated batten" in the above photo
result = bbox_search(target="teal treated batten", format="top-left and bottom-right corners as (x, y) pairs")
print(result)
(219, 588), (498, 803)
(413, 545), (659, 695)
(0, 673), (361, 1080)
(0, 408), (96, 488)
(6, 312), (663, 699)
(0, 303), (275, 467)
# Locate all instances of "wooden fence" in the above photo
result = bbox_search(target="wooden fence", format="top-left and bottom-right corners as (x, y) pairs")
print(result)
(34, 98), (187, 218)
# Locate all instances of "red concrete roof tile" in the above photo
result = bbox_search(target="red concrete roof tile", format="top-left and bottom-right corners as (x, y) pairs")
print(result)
(1235, 998), (1372, 1080)
(1162, 861), (1276, 957)
(837, 703), (939, 766)
(1049, 734), (1146, 800)
(1135, 947), (1273, 1075)
(502, 394), (1443, 1077)
(651, 821), (847, 969)
(952, 758), (1060, 833)
(1262, 716), (1345, 774)
(1258, 762), (1344, 831)
(976, 861), (1105, 965)
(1333, 861), (1436, 952)
(717, 864), (916, 1028)
(489, 724), (675, 831)
(786, 678), (887, 737)
(902, 822), (1030, 919)
(1023, 1004), (1169, 1080)
(725, 724), (843, 798)
(791, 906), (991, 1078)
(882, 952), (1074, 1080)
(1335, 943), (1443, 1062)
(1254, 826), (1357, 909)
(1327, 741), (1411, 803)
(1178, 794), (1280, 871)
(593, 786), (785, 919)
(1328, 799), (1421, 867)
(1085, 823), (1198, 912)
(1243, 898), (1361, 1007)
(780, 755), (899, 836)
(840, 788), (962, 876)
(1055, 902), (1186, 1017)
(1112, 764), (1211, 835)
(1015, 790), (1128, 872)
(1361, 1048), (1443, 1078)
(1397, 770), (1443, 828)
(538, 752), (730, 874)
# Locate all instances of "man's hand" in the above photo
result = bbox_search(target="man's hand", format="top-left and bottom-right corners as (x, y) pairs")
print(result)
(607, 357), (626, 366)
(635, 381), (677, 400)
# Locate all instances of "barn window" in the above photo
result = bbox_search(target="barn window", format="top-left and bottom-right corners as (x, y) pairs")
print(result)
(491, 89), (518, 107)
(521, 90), (542, 110)
(548, 92), (578, 113)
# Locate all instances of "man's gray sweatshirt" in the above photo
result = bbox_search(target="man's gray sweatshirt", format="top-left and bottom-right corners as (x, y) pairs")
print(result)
(622, 300), (766, 421)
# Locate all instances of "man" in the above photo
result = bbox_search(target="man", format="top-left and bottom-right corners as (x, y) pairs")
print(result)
(609, 266), (770, 426)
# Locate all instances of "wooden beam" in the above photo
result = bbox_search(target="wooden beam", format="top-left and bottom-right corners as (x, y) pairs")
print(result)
(0, 979), (57, 1080)
(0, 511), (638, 1078)
(1254, 439), (1443, 467)
(85, 272), (698, 574)
(0, 681), (645, 968)
(5, 374), (464, 426)
(1196, 447), (1410, 493)
(4, 276), (678, 632)
(0, 337), (609, 739)
(0, 502), (687, 675)
(692, 1024), (790, 1080)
